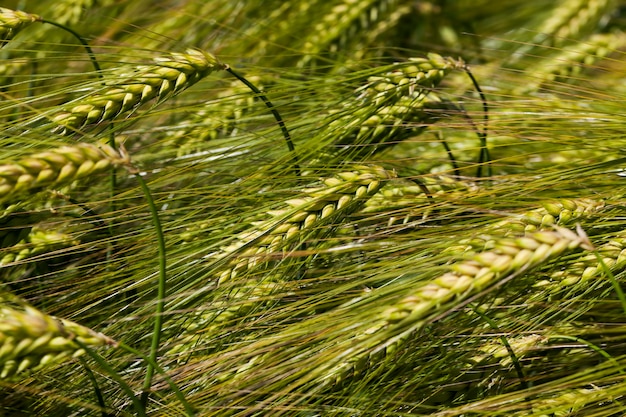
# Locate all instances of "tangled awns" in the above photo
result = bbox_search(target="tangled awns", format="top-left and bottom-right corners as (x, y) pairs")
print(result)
(2, 1), (626, 416)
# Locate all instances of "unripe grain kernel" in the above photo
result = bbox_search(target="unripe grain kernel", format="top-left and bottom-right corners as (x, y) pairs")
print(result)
(531, 243), (553, 264)
(450, 260), (481, 276)
(488, 254), (513, 273)
(75, 160), (95, 178)
(543, 201), (564, 217)
(581, 266), (598, 281)
(541, 214), (555, 226)
(560, 199), (577, 211)
(511, 249), (534, 269)
(494, 241), (521, 256)
(559, 209), (573, 223)
(56, 164), (76, 183)
(35, 169), (56, 184)
(474, 251), (504, 267)
(533, 231), (560, 245)
(515, 237), (541, 250)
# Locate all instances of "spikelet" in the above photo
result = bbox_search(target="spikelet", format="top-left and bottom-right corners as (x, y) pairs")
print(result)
(322, 227), (589, 387)
(0, 227), (79, 267)
(50, 49), (226, 135)
(0, 143), (127, 204)
(0, 8), (40, 47)
(444, 198), (605, 255)
(0, 293), (116, 379)
(469, 334), (547, 367)
(314, 54), (462, 161)
(535, 236), (626, 290)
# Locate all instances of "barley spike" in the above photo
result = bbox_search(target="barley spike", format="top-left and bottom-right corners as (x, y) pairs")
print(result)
(0, 292), (116, 379)
(212, 165), (395, 284)
(518, 33), (626, 94)
(0, 143), (127, 204)
(444, 198), (605, 256)
(322, 227), (589, 387)
(168, 166), (395, 359)
(50, 49), (226, 135)
(534, 0), (617, 48)
(0, 8), (40, 47)
(311, 54), (462, 163)
(227, 227), (588, 391)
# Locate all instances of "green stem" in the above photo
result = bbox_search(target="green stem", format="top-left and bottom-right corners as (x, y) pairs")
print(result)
(73, 340), (146, 417)
(79, 358), (113, 417)
(134, 174), (168, 407)
(464, 65), (491, 178)
(119, 342), (196, 416)
(39, 19), (102, 76)
(226, 67), (300, 177)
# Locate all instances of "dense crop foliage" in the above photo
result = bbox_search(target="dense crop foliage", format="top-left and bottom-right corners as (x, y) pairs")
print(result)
(2, 1), (626, 416)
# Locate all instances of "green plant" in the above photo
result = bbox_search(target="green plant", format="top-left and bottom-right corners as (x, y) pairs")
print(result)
(2, 1), (626, 416)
